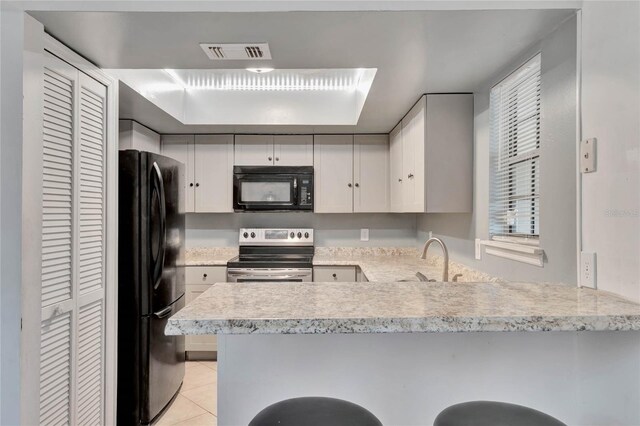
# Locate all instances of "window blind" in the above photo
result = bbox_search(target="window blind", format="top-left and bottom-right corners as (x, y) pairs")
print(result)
(489, 54), (541, 241)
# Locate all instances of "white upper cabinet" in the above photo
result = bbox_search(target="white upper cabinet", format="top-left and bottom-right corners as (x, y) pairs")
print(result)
(194, 135), (234, 212)
(353, 135), (390, 213)
(235, 134), (313, 166)
(389, 123), (404, 212)
(234, 134), (275, 166)
(314, 134), (389, 213)
(161, 135), (195, 212)
(162, 134), (234, 213)
(273, 135), (313, 166)
(390, 94), (473, 213)
(314, 135), (354, 213)
(401, 97), (427, 212)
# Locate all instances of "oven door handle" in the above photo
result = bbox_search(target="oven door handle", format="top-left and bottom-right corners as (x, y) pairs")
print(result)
(293, 177), (298, 205)
(228, 270), (311, 278)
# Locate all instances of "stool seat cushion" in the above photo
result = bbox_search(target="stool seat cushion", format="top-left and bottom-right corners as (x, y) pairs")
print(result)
(249, 396), (382, 426)
(433, 401), (566, 426)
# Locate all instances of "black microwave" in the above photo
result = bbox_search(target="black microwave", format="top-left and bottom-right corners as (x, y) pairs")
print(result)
(233, 166), (314, 212)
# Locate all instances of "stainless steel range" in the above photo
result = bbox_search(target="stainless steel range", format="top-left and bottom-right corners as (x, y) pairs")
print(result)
(227, 228), (314, 282)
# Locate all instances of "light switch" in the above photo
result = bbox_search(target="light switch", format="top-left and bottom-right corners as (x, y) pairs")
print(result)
(360, 228), (369, 242)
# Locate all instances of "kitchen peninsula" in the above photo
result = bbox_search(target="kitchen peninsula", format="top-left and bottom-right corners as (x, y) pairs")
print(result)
(167, 279), (640, 425)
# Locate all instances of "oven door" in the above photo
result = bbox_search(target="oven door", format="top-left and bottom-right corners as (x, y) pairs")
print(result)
(227, 268), (313, 282)
(234, 175), (298, 211)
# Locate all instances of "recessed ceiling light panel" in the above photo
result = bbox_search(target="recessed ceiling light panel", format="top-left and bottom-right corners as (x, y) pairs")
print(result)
(199, 43), (272, 60)
(246, 67), (274, 74)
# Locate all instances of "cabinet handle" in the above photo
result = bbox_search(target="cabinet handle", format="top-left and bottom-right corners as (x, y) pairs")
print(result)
(347, 183), (352, 188)
(268, 157), (273, 161)
(332, 273), (337, 278)
(275, 157), (280, 161)
(355, 183), (360, 188)
(398, 178), (402, 182)
(189, 183), (194, 187)
(195, 183), (200, 187)
(408, 173), (414, 179)
(203, 273), (208, 278)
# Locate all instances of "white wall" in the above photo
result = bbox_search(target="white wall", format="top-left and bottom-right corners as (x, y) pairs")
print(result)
(0, 5), (24, 425)
(186, 213), (417, 248)
(417, 14), (578, 284)
(580, 1), (640, 302)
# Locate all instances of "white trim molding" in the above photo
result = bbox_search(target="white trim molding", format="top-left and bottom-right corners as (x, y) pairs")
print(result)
(480, 240), (545, 267)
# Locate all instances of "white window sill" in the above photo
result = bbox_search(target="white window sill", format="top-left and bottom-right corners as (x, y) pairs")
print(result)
(480, 239), (545, 267)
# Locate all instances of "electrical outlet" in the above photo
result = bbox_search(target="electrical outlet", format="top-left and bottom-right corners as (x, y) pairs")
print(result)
(475, 238), (482, 260)
(360, 228), (369, 242)
(581, 252), (597, 288)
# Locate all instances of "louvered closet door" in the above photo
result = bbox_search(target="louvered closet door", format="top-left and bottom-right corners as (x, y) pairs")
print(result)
(75, 72), (107, 426)
(40, 54), (78, 426)
(39, 53), (108, 426)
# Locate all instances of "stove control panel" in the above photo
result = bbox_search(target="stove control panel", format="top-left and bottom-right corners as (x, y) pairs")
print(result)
(239, 228), (314, 246)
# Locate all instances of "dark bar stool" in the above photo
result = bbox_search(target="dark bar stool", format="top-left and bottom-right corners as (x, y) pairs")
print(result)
(249, 397), (383, 426)
(433, 401), (566, 426)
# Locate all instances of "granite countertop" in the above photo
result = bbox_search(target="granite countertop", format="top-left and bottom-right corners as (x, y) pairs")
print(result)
(166, 281), (640, 335)
(312, 247), (499, 283)
(185, 246), (499, 282)
(185, 247), (238, 266)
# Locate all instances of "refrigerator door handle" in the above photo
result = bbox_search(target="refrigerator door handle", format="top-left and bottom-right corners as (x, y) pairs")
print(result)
(151, 162), (167, 290)
(153, 305), (173, 319)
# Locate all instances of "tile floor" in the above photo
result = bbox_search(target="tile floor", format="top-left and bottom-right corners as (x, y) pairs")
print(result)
(155, 361), (218, 426)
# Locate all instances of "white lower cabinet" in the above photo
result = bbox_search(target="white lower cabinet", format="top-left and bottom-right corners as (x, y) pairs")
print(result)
(314, 134), (389, 213)
(185, 266), (227, 353)
(313, 266), (357, 282)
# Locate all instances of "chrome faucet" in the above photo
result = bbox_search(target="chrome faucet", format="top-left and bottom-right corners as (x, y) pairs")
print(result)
(420, 237), (449, 282)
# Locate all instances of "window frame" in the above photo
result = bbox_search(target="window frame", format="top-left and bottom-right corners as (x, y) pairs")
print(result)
(489, 53), (542, 246)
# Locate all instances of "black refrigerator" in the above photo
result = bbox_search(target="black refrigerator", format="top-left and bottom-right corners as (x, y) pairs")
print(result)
(118, 150), (186, 425)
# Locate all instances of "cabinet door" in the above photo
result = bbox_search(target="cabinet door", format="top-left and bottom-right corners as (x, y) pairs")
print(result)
(234, 134), (274, 165)
(273, 135), (313, 166)
(162, 135), (195, 212)
(185, 284), (217, 352)
(313, 135), (354, 213)
(194, 135), (234, 212)
(401, 96), (426, 212)
(389, 123), (404, 212)
(353, 135), (389, 212)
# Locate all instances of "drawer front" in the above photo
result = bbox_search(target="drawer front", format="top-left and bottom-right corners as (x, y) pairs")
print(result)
(186, 266), (227, 284)
(313, 266), (357, 282)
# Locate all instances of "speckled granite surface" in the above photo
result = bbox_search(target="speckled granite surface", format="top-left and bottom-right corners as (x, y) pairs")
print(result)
(185, 247), (238, 266)
(185, 246), (499, 282)
(313, 247), (500, 283)
(166, 281), (640, 335)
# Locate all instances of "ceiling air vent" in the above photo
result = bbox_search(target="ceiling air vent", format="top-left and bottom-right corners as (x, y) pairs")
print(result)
(199, 43), (272, 60)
